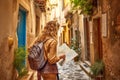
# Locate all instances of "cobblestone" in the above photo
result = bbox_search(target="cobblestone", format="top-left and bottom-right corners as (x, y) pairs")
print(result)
(33, 60), (90, 80)
(57, 60), (90, 80)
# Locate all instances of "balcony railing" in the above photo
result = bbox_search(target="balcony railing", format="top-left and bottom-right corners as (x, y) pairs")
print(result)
(34, 0), (46, 12)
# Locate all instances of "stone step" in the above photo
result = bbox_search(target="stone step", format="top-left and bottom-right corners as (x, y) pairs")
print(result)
(79, 61), (92, 78)
(84, 61), (91, 66)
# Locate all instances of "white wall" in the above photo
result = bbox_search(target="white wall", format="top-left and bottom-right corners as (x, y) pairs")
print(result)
(79, 15), (86, 61)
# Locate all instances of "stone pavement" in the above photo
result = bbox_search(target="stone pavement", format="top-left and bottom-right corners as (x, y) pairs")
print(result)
(32, 60), (91, 80)
(58, 60), (90, 80)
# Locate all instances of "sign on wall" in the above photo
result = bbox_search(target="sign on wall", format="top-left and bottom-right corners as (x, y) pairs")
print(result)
(102, 13), (107, 37)
(89, 21), (93, 44)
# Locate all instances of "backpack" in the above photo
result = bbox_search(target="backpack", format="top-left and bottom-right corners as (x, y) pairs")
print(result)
(28, 39), (49, 70)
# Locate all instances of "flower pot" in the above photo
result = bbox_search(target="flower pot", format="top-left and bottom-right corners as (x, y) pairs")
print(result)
(95, 75), (103, 80)
(95, 77), (101, 80)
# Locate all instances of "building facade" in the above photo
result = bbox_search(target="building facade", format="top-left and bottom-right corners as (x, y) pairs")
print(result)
(0, 0), (47, 79)
(101, 0), (120, 79)
(82, 0), (120, 79)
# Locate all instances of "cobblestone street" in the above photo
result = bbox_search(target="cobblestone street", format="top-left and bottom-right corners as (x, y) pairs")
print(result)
(32, 60), (90, 80)
(58, 60), (90, 80)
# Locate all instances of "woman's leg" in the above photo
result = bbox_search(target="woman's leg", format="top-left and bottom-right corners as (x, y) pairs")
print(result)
(37, 71), (41, 80)
(41, 73), (57, 80)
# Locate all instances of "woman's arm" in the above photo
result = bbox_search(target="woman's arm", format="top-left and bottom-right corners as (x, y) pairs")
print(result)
(47, 40), (65, 64)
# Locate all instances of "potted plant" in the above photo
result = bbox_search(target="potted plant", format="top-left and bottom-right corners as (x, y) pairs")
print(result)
(70, 38), (81, 61)
(90, 60), (104, 80)
(13, 47), (28, 79)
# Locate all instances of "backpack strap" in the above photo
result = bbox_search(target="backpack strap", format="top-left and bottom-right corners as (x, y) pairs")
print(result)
(43, 38), (50, 43)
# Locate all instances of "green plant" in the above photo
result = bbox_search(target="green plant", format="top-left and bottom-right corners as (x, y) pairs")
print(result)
(70, 38), (81, 53)
(19, 67), (28, 77)
(14, 47), (28, 77)
(90, 60), (104, 76)
(70, 38), (81, 61)
(70, 0), (93, 15)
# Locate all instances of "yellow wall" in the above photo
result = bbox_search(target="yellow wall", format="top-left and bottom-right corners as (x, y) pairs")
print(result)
(64, 0), (70, 8)
(0, 0), (37, 79)
(0, 1), (13, 79)
(62, 21), (70, 45)
(65, 23), (69, 45)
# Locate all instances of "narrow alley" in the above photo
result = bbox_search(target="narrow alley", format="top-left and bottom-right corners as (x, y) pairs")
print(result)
(0, 0), (120, 80)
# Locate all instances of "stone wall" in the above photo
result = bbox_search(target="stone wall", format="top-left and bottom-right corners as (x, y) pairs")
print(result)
(102, 0), (120, 79)
(0, 0), (14, 80)
(0, 0), (36, 80)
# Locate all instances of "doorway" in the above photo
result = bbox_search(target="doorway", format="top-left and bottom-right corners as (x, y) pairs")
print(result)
(36, 16), (40, 37)
(84, 18), (90, 61)
(93, 18), (103, 61)
(17, 9), (26, 48)
(17, 8), (26, 66)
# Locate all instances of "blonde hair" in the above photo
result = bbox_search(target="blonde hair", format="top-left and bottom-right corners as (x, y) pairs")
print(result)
(36, 20), (60, 43)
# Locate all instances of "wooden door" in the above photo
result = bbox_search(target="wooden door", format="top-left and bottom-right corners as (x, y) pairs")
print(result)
(36, 16), (40, 37)
(93, 18), (103, 60)
(17, 8), (26, 66)
(84, 18), (90, 61)
(17, 9), (26, 47)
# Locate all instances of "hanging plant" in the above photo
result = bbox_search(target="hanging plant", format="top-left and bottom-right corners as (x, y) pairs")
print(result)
(14, 47), (28, 78)
(70, 0), (93, 15)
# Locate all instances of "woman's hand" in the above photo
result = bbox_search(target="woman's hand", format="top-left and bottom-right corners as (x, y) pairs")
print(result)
(59, 54), (66, 60)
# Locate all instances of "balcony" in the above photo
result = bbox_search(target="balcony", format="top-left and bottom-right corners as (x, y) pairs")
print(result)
(34, 0), (46, 12)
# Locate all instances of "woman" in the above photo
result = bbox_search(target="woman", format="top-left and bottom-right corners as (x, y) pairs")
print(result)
(35, 20), (65, 80)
